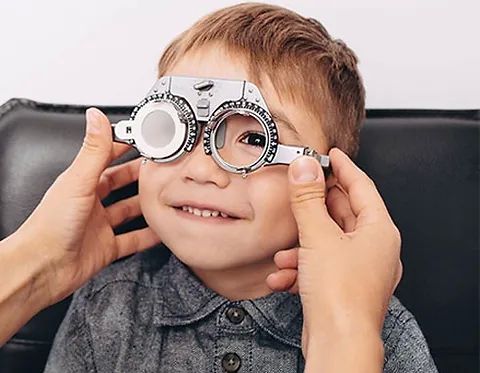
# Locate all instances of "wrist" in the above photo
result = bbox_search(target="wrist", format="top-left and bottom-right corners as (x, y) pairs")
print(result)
(305, 327), (384, 373)
(305, 301), (385, 339)
(1, 231), (54, 311)
(0, 232), (55, 345)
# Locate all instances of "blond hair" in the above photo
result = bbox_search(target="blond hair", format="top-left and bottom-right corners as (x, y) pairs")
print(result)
(157, 2), (365, 158)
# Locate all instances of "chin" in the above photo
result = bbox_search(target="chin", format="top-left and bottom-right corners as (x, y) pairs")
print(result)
(163, 237), (261, 272)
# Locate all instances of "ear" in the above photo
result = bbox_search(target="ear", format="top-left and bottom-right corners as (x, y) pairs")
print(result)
(325, 173), (338, 190)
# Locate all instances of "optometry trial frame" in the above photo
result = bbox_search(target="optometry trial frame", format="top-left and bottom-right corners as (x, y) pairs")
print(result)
(111, 75), (330, 177)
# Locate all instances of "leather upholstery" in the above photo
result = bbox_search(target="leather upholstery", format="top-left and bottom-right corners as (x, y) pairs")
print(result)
(0, 98), (478, 372)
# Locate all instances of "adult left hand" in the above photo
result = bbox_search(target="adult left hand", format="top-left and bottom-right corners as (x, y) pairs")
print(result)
(0, 108), (161, 346)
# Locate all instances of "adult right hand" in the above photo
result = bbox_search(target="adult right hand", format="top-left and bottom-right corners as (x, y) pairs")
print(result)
(267, 149), (403, 372)
(7, 108), (161, 308)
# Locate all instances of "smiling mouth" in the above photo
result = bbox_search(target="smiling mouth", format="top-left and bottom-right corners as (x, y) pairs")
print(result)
(173, 205), (240, 220)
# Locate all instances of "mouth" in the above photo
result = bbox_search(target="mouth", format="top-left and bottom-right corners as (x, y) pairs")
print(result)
(170, 202), (242, 222)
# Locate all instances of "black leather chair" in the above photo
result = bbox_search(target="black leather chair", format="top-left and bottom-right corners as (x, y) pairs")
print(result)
(0, 98), (478, 373)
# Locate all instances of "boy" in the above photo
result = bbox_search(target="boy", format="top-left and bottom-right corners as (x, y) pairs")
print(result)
(45, 3), (438, 372)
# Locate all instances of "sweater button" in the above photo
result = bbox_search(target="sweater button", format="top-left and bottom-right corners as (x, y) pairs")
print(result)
(221, 352), (241, 372)
(226, 307), (246, 324)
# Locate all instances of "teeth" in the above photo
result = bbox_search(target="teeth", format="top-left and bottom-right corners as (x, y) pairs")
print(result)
(193, 208), (202, 216)
(180, 206), (229, 218)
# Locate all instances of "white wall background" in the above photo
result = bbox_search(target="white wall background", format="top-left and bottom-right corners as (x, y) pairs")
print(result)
(1, 0), (479, 109)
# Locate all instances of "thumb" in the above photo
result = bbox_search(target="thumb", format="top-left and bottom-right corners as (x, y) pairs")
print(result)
(288, 156), (341, 247)
(66, 107), (113, 193)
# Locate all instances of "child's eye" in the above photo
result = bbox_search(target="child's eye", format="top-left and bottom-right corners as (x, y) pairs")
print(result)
(239, 132), (266, 148)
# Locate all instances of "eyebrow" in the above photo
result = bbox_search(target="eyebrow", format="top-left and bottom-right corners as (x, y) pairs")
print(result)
(270, 109), (301, 140)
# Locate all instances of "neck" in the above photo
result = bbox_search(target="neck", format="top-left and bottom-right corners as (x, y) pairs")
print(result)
(190, 257), (277, 301)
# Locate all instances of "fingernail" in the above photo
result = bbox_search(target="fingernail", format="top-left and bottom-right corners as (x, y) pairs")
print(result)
(86, 108), (101, 134)
(292, 156), (319, 182)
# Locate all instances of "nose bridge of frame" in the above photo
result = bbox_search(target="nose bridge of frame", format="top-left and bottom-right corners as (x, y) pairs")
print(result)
(185, 120), (212, 157)
(183, 122), (227, 173)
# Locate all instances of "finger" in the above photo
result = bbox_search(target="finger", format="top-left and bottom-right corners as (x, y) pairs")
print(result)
(114, 227), (161, 260)
(274, 248), (298, 269)
(288, 156), (343, 248)
(287, 279), (299, 294)
(98, 158), (142, 200)
(112, 142), (134, 160)
(326, 185), (357, 233)
(329, 148), (390, 229)
(105, 195), (142, 228)
(266, 269), (297, 292)
(65, 108), (113, 196)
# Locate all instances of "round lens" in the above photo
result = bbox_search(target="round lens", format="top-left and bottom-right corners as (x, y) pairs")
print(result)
(141, 109), (176, 148)
(214, 112), (267, 168)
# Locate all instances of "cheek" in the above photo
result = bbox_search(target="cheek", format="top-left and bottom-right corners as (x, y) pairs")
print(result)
(139, 166), (158, 206)
(138, 164), (172, 228)
(247, 168), (299, 250)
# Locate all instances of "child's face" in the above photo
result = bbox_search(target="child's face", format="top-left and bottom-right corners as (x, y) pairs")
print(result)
(139, 45), (328, 272)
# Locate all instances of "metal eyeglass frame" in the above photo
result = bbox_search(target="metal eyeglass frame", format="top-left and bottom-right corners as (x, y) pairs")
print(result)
(111, 75), (330, 177)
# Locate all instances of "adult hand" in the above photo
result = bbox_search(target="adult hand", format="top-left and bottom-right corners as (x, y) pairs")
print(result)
(6, 108), (160, 308)
(266, 148), (402, 372)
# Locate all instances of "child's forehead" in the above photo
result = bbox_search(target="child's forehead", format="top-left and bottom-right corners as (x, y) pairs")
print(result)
(166, 45), (250, 82)
(165, 45), (323, 149)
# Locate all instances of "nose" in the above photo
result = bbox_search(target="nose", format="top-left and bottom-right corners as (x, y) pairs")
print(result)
(180, 135), (230, 188)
